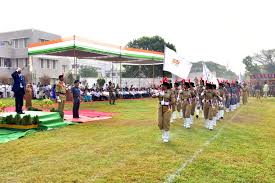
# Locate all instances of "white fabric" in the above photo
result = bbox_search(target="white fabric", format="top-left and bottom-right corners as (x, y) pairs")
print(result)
(202, 62), (218, 86)
(163, 47), (192, 79)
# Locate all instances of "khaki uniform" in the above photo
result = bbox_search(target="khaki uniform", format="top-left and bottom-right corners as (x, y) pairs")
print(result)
(172, 89), (181, 112)
(190, 90), (196, 116)
(154, 90), (175, 131)
(55, 81), (67, 112)
(180, 89), (191, 118)
(108, 84), (116, 104)
(203, 90), (214, 120)
(242, 86), (249, 104)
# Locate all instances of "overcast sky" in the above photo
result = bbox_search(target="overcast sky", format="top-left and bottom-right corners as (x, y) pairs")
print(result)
(2, 0), (275, 74)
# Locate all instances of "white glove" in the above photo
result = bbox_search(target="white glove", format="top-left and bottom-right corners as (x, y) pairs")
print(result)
(57, 96), (61, 103)
(159, 91), (164, 97)
(16, 67), (21, 72)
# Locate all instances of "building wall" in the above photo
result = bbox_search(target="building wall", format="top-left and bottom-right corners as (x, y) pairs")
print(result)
(0, 29), (72, 83)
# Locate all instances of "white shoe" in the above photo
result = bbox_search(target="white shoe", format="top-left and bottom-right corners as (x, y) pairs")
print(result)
(163, 131), (169, 143)
(172, 111), (177, 120)
(209, 120), (214, 130)
(185, 118), (191, 128)
(205, 119), (209, 129)
(179, 110), (183, 119)
(161, 130), (165, 140)
(213, 117), (217, 126)
(201, 112), (204, 118)
(220, 110), (224, 119)
(190, 115), (194, 125)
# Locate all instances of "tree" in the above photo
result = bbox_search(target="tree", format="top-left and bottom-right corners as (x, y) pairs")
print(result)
(79, 66), (98, 78)
(243, 49), (275, 74)
(66, 72), (74, 85)
(40, 75), (51, 85)
(242, 56), (261, 75)
(97, 78), (105, 88)
(191, 61), (237, 80)
(123, 36), (176, 78)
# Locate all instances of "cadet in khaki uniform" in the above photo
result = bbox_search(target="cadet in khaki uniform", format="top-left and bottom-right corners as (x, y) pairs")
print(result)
(189, 82), (196, 124)
(203, 83), (215, 130)
(212, 84), (219, 126)
(55, 75), (67, 113)
(196, 79), (205, 119)
(108, 81), (116, 105)
(170, 81), (182, 122)
(218, 82), (225, 120)
(242, 82), (249, 105)
(180, 81), (192, 128)
(152, 78), (175, 143)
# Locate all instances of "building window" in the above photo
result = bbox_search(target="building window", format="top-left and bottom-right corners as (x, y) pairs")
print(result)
(41, 59), (44, 68)
(16, 59), (19, 68)
(53, 60), (56, 69)
(47, 59), (50, 68)
(13, 39), (19, 48)
(4, 58), (12, 68)
(0, 58), (2, 67)
(25, 58), (28, 67)
(23, 38), (29, 48)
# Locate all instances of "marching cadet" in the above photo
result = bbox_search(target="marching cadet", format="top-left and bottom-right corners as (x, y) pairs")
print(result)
(108, 81), (116, 105)
(180, 80), (192, 129)
(55, 75), (67, 113)
(230, 81), (237, 111)
(236, 81), (241, 108)
(170, 80), (182, 122)
(211, 84), (218, 127)
(203, 82), (215, 130)
(195, 79), (205, 119)
(224, 81), (231, 113)
(218, 81), (225, 120)
(242, 82), (249, 105)
(152, 78), (175, 143)
(189, 81), (196, 124)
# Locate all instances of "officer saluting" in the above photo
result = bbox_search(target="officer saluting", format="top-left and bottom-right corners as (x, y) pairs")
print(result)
(152, 77), (175, 143)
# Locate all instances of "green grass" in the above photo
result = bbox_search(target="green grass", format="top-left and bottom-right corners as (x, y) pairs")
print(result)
(0, 98), (274, 182)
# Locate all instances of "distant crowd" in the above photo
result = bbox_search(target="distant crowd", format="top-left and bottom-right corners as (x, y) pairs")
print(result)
(0, 83), (154, 101)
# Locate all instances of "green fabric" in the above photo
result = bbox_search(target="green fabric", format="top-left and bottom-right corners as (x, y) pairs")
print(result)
(0, 129), (36, 144)
(0, 111), (75, 143)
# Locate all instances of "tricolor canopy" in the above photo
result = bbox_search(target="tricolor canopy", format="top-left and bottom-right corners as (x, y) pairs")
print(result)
(28, 36), (164, 65)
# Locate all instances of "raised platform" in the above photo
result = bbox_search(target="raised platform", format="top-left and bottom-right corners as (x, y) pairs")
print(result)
(0, 111), (70, 130)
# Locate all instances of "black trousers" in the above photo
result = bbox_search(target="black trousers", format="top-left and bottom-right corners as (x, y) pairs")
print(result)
(73, 98), (80, 118)
(15, 91), (24, 113)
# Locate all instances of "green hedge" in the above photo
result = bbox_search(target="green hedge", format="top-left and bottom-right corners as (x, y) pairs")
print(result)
(0, 115), (40, 126)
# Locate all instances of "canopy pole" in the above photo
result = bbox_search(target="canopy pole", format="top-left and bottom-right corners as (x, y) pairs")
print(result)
(120, 62), (122, 88)
(111, 62), (113, 82)
(153, 65), (155, 87)
(139, 65), (141, 88)
(73, 35), (77, 79)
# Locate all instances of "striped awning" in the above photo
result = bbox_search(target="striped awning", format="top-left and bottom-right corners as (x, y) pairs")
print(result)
(28, 36), (164, 65)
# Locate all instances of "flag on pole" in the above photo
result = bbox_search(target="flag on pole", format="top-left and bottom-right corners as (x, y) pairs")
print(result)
(163, 47), (192, 79)
(202, 62), (218, 85)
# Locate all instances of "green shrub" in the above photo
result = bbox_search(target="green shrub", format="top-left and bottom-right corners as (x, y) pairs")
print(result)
(5, 115), (14, 125)
(32, 116), (40, 125)
(14, 114), (22, 125)
(22, 115), (32, 125)
(40, 99), (54, 109)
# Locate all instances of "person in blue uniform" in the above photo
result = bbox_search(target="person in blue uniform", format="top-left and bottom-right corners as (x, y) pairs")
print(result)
(71, 80), (81, 118)
(11, 67), (26, 114)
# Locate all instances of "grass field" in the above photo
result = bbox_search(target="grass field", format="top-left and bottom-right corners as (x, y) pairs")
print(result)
(0, 98), (274, 183)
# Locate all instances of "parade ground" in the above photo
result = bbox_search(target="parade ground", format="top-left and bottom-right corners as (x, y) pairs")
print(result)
(0, 98), (274, 183)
